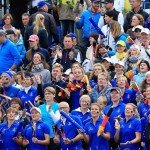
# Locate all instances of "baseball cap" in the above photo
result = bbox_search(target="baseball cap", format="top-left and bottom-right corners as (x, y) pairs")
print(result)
(114, 61), (124, 67)
(37, 1), (50, 8)
(104, 0), (114, 4)
(29, 34), (39, 42)
(141, 28), (150, 35)
(64, 68), (71, 75)
(116, 40), (126, 47)
(31, 107), (41, 114)
(2, 71), (13, 79)
(132, 25), (143, 32)
(68, 32), (76, 38)
(102, 57), (111, 63)
(6, 29), (15, 35)
(110, 87), (122, 94)
(91, 0), (101, 3)
(0, 30), (6, 36)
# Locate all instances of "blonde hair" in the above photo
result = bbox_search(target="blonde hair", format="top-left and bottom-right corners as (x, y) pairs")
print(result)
(116, 75), (127, 83)
(98, 72), (110, 81)
(44, 86), (56, 95)
(110, 21), (121, 38)
(97, 96), (107, 106)
(79, 95), (91, 104)
(52, 63), (63, 72)
(13, 29), (21, 38)
(33, 14), (45, 34)
(133, 14), (144, 26)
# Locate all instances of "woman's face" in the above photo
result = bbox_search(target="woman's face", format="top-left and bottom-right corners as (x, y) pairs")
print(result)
(98, 75), (107, 87)
(31, 110), (40, 122)
(146, 75), (150, 84)
(145, 87), (150, 99)
(98, 47), (107, 55)
(7, 110), (16, 121)
(33, 54), (42, 65)
(134, 28), (142, 38)
(80, 98), (90, 109)
(91, 105), (100, 118)
(115, 64), (124, 74)
(139, 63), (149, 73)
(94, 66), (102, 76)
(125, 104), (134, 118)
(131, 16), (140, 26)
(102, 60), (111, 70)
(116, 45), (126, 53)
(73, 68), (84, 81)
(89, 37), (95, 45)
(44, 91), (54, 102)
(117, 77), (126, 88)
(110, 90), (121, 103)
(130, 48), (139, 56)
(4, 16), (11, 25)
(104, 15), (112, 24)
(11, 102), (21, 111)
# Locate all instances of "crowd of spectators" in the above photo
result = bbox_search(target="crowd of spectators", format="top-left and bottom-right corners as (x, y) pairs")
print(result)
(0, 0), (150, 150)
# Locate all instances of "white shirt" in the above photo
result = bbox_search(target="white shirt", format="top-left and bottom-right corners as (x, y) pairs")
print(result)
(114, 0), (125, 13)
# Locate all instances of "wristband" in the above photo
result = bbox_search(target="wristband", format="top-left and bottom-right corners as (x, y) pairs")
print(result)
(71, 139), (74, 144)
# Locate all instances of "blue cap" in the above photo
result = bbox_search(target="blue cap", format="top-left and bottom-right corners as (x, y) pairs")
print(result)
(37, 1), (50, 8)
(68, 32), (76, 38)
(2, 71), (13, 79)
(91, 0), (100, 3)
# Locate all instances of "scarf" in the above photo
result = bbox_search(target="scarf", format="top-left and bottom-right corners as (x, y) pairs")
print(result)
(116, 52), (127, 60)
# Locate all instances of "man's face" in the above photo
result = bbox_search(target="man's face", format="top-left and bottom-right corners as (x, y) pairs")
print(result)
(52, 67), (62, 79)
(130, 0), (141, 9)
(92, 1), (100, 11)
(22, 15), (29, 26)
(1, 74), (10, 85)
(63, 37), (73, 49)
(104, 2), (113, 10)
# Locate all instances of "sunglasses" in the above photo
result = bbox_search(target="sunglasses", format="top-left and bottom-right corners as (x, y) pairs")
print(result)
(134, 29), (141, 33)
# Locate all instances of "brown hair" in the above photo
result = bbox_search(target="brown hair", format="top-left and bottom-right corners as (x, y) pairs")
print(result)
(3, 13), (13, 24)
(44, 86), (56, 95)
(132, 14), (144, 26)
(6, 107), (18, 115)
(27, 52), (49, 71)
(95, 44), (107, 57)
(110, 21), (121, 38)
(52, 63), (63, 73)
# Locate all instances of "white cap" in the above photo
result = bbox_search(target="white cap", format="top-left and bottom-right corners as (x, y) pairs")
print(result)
(64, 68), (71, 75)
(31, 107), (41, 114)
(132, 25), (143, 32)
(102, 57), (111, 63)
(114, 61), (124, 67)
(129, 44), (140, 52)
(141, 28), (150, 34)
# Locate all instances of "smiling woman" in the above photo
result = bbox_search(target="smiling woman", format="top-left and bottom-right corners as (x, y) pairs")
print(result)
(114, 103), (141, 150)
(0, 107), (23, 150)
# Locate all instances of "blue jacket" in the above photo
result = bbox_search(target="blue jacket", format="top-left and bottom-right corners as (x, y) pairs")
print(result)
(76, 8), (103, 38)
(15, 37), (26, 60)
(0, 121), (23, 150)
(17, 86), (37, 107)
(24, 120), (50, 150)
(0, 39), (21, 74)
(89, 85), (112, 104)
